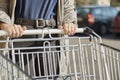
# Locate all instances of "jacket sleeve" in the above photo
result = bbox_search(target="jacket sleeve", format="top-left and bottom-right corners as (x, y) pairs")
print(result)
(0, 0), (11, 49)
(0, 0), (11, 24)
(63, 0), (77, 24)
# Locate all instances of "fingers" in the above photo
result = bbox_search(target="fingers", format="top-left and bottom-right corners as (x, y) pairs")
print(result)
(0, 23), (26, 38)
(10, 24), (26, 38)
(63, 23), (76, 35)
(11, 24), (22, 37)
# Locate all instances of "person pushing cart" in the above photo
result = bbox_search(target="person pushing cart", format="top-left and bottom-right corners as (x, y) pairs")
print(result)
(0, 0), (77, 77)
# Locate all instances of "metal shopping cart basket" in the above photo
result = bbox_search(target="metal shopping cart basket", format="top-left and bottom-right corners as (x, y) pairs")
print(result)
(0, 27), (120, 80)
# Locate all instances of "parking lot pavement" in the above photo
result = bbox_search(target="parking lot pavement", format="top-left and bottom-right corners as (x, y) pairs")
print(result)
(102, 34), (120, 49)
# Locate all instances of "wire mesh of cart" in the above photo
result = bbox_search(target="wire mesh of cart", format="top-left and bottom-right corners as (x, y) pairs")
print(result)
(0, 27), (119, 80)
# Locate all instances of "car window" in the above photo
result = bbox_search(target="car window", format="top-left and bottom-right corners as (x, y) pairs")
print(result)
(110, 7), (118, 16)
(92, 8), (102, 15)
(108, 7), (118, 16)
(103, 7), (118, 17)
(102, 7), (112, 16)
(77, 8), (90, 14)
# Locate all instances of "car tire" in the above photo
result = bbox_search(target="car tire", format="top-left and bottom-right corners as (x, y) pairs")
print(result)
(100, 25), (107, 36)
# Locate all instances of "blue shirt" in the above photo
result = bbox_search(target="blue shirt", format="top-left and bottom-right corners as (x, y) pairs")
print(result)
(15, 0), (57, 20)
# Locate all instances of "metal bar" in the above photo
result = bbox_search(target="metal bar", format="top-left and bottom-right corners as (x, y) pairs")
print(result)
(0, 28), (85, 36)
(100, 43), (120, 52)
(0, 53), (34, 80)
(100, 43), (120, 80)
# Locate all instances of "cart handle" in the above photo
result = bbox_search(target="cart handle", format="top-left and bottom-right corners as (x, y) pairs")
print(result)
(0, 27), (93, 36)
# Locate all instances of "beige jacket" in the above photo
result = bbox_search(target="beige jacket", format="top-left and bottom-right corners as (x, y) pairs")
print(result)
(0, 0), (77, 75)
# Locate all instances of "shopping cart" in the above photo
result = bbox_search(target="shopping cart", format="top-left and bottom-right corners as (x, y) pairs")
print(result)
(0, 27), (119, 80)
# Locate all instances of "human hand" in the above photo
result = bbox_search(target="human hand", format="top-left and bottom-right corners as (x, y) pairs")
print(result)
(58, 23), (77, 35)
(0, 22), (26, 38)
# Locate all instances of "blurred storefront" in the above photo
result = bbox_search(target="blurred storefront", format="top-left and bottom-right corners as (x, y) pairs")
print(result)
(97, 0), (111, 6)
(111, 0), (120, 6)
(76, 0), (120, 7)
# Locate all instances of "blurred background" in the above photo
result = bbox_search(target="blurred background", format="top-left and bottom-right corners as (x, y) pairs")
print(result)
(74, 0), (120, 49)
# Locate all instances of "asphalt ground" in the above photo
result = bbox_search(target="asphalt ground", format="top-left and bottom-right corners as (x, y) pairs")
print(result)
(102, 34), (120, 49)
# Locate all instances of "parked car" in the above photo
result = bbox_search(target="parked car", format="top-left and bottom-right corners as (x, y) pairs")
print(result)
(77, 5), (118, 36)
(113, 11), (120, 36)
